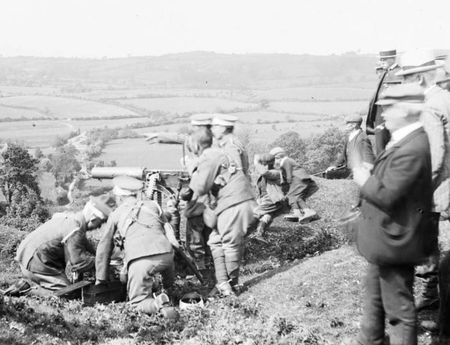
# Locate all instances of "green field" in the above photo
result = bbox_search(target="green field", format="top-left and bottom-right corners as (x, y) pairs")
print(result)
(0, 104), (45, 120)
(116, 96), (259, 115)
(269, 100), (368, 115)
(0, 96), (139, 119)
(0, 118), (151, 148)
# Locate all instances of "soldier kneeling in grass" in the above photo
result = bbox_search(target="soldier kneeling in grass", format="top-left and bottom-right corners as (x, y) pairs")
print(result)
(95, 176), (180, 319)
(11, 196), (113, 296)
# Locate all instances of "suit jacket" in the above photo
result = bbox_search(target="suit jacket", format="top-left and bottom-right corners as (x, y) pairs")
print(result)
(336, 130), (375, 170)
(357, 127), (435, 265)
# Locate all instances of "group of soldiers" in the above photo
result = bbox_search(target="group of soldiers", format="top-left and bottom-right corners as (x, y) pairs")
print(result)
(5, 49), (450, 342)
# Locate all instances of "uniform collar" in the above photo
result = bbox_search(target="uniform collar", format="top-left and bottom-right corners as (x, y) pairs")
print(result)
(389, 63), (399, 70)
(348, 128), (361, 142)
(218, 133), (233, 147)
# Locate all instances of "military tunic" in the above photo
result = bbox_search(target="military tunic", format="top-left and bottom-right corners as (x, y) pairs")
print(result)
(15, 211), (94, 290)
(95, 196), (174, 312)
(189, 147), (255, 286)
(218, 133), (249, 175)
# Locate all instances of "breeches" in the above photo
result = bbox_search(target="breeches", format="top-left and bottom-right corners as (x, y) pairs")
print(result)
(186, 215), (212, 269)
(127, 252), (174, 312)
(254, 195), (287, 219)
(208, 199), (256, 284)
(286, 177), (318, 206)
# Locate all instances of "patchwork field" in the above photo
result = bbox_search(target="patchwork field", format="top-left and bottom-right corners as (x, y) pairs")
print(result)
(0, 96), (139, 119)
(116, 96), (259, 115)
(269, 100), (368, 116)
(0, 118), (151, 148)
(0, 104), (46, 120)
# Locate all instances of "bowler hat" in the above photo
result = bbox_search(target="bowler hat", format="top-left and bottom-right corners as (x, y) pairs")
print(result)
(379, 50), (397, 59)
(211, 114), (238, 127)
(376, 84), (425, 106)
(396, 49), (442, 76)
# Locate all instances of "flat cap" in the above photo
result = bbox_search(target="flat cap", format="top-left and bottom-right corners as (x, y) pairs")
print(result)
(112, 175), (144, 195)
(269, 147), (286, 156)
(396, 49), (442, 76)
(259, 153), (275, 165)
(376, 84), (425, 106)
(89, 194), (115, 217)
(190, 113), (212, 126)
(211, 114), (238, 127)
(344, 114), (363, 124)
(379, 49), (397, 59)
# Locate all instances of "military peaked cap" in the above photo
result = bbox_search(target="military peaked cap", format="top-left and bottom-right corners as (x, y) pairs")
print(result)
(212, 114), (238, 127)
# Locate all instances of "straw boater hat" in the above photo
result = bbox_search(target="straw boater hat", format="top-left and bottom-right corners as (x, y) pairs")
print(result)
(436, 56), (450, 84)
(190, 113), (213, 126)
(375, 83), (425, 106)
(211, 114), (238, 127)
(379, 49), (397, 60)
(396, 49), (443, 76)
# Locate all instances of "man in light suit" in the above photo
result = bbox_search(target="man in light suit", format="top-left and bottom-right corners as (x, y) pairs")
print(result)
(325, 114), (375, 179)
(366, 49), (402, 154)
(396, 50), (450, 313)
(348, 84), (435, 345)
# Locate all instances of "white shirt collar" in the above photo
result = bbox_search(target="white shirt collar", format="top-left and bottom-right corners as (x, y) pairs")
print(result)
(348, 129), (361, 142)
(424, 84), (439, 96)
(385, 122), (423, 150)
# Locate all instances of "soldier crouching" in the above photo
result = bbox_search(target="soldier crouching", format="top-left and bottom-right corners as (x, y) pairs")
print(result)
(95, 175), (180, 319)
(14, 196), (113, 295)
(184, 128), (256, 296)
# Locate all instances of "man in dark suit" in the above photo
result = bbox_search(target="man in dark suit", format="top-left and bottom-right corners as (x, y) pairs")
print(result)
(366, 49), (402, 155)
(348, 84), (436, 345)
(325, 114), (375, 179)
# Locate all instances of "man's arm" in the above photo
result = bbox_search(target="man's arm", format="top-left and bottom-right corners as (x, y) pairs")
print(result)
(189, 152), (222, 196)
(360, 149), (425, 211)
(95, 215), (118, 282)
(64, 230), (95, 273)
(421, 109), (445, 184)
(361, 136), (376, 165)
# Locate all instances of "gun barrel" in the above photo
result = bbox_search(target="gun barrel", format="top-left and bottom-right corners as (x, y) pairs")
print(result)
(91, 167), (146, 180)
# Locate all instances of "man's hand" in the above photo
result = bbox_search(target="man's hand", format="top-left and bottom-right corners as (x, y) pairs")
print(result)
(353, 166), (371, 187)
(326, 166), (336, 172)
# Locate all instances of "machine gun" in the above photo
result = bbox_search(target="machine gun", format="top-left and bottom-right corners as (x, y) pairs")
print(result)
(89, 166), (206, 285)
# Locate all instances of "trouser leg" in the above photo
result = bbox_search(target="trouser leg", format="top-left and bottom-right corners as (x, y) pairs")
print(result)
(20, 264), (70, 292)
(208, 231), (228, 284)
(416, 248), (440, 306)
(217, 200), (255, 286)
(357, 264), (386, 345)
(127, 253), (174, 314)
(380, 265), (416, 345)
(439, 251), (450, 336)
(186, 215), (207, 270)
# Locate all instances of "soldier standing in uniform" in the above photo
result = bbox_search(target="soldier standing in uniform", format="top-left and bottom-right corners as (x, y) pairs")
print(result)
(15, 196), (113, 294)
(95, 176), (180, 319)
(366, 49), (401, 154)
(211, 114), (249, 176)
(184, 128), (256, 296)
(183, 114), (214, 274)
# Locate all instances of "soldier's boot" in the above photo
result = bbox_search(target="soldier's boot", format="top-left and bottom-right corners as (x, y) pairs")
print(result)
(250, 216), (270, 244)
(154, 293), (179, 320)
(215, 281), (235, 297)
(284, 208), (302, 221)
(416, 256), (440, 311)
(298, 208), (319, 223)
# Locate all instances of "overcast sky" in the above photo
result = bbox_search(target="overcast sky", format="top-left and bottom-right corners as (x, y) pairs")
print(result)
(0, 0), (449, 58)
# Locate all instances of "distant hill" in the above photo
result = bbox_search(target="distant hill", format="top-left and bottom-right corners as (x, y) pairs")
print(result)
(0, 51), (378, 89)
